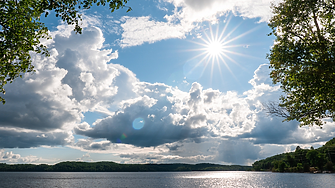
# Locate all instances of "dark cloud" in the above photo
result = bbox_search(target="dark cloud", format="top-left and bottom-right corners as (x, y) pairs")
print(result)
(0, 78), (79, 131)
(74, 139), (113, 151)
(56, 49), (86, 101)
(238, 112), (335, 146)
(0, 129), (71, 148)
(239, 112), (300, 144)
(75, 110), (209, 147)
(217, 140), (261, 165)
(75, 84), (210, 147)
(166, 144), (184, 151)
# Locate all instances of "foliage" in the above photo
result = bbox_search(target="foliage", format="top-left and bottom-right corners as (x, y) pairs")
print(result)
(325, 161), (334, 171)
(252, 137), (335, 172)
(294, 146), (309, 164)
(267, 0), (335, 126)
(324, 137), (335, 147)
(0, 162), (252, 172)
(278, 161), (286, 172)
(285, 153), (296, 167)
(252, 153), (287, 171)
(0, 0), (131, 104)
(306, 149), (318, 167)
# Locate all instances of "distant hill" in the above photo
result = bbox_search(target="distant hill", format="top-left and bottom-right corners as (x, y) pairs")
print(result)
(0, 162), (252, 172)
(252, 137), (335, 172)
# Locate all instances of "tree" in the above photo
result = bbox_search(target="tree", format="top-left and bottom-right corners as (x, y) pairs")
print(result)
(285, 153), (296, 167)
(324, 161), (333, 171)
(316, 152), (327, 170)
(278, 161), (286, 172)
(306, 149), (319, 167)
(267, 0), (335, 126)
(0, 0), (131, 104)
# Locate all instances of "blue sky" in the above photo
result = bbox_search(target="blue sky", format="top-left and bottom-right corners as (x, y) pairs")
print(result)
(1, 0), (335, 165)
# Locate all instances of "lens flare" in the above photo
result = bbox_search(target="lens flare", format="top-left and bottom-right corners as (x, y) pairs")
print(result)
(132, 117), (145, 130)
(121, 133), (127, 139)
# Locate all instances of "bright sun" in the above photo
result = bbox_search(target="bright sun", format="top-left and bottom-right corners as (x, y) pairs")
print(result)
(206, 40), (223, 56)
(187, 16), (258, 82)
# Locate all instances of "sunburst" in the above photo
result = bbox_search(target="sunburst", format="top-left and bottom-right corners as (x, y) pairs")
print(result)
(207, 40), (223, 56)
(187, 16), (259, 83)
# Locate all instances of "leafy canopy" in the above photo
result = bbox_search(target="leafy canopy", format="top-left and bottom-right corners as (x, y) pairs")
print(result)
(267, 0), (335, 126)
(0, 0), (131, 104)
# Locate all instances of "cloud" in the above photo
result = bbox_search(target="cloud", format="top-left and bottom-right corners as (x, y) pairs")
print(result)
(119, 0), (282, 47)
(74, 138), (113, 151)
(239, 113), (300, 144)
(119, 152), (215, 164)
(0, 150), (41, 164)
(120, 16), (194, 47)
(165, 0), (282, 22)
(184, 0), (217, 11)
(74, 84), (211, 147)
(0, 128), (72, 148)
(166, 144), (184, 151)
(240, 64), (335, 146)
(69, 52), (334, 150)
(74, 80), (259, 147)
(76, 153), (92, 161)
(248, 64), (274, 86)
(0, 26), (121, 131)
(115, 138), (218, 164)
(0, 24), (124, 148)
(217, 139), (261, 165)
(0, 54), (79, 131)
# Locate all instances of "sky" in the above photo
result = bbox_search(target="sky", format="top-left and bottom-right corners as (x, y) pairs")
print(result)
(1, 0), (335, 165)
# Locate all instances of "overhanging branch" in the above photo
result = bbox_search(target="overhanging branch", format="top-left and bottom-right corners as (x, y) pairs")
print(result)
(262, 101), (290, 118)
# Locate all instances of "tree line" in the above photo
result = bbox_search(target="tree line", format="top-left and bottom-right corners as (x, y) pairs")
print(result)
(0, 162), (252, 172)
(252, 138), (335, 172)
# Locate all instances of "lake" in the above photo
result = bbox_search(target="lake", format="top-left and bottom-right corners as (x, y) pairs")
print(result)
(0, 171), (334, 188)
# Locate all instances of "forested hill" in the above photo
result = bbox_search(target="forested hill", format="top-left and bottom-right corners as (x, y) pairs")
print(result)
(252, 138), (335, 172)
(0, 162), (252, 172)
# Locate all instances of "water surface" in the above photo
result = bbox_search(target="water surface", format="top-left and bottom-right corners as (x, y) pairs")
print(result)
(1, 171), (334, 188)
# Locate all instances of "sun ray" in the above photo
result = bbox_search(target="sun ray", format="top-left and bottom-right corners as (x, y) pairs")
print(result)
(221, 49), (262, 60)
(220, 23), (242, 45)
(218, 54), (239, 81)
(184, 17), (260, 86)
(217, 16), (232, 42)
(221, 25), (262, 46)
(185, 52), (212, 80)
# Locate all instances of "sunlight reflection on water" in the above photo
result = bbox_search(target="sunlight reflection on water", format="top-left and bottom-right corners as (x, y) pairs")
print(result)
(185, 171), (238, 179)
(1, 171), (335, 188)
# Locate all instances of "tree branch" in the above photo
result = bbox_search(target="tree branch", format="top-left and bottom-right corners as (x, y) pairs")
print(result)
(262, 101), (290, 118)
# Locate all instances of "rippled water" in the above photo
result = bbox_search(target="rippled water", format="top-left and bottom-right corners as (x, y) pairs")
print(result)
(0, 171), (334, 188)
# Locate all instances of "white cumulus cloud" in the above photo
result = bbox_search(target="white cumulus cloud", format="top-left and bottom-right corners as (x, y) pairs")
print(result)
(119, 0), (283, 47)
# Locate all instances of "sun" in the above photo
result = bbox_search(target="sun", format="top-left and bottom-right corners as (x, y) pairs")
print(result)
(206, 40), (223, 56)
(186, 16), (259, 82)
